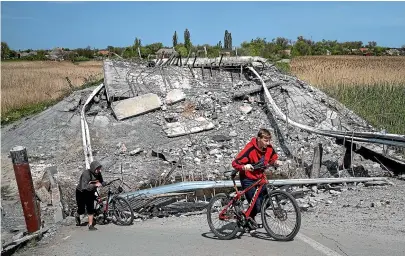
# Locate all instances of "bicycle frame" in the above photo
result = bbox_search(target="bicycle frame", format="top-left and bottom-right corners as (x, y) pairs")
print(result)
(94, 187), (111, 214)
(94, 178), (120, 216)
(219, 174), (269, 221)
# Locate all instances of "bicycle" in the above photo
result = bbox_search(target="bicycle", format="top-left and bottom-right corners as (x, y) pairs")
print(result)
(93, 176), (135, 226)
(206, 162), (301, 241)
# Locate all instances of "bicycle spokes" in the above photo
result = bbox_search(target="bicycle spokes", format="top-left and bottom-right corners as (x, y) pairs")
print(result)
(207, 194), (239, 239)
(111, 197), (134, 225)
(261, 191), (300, 240)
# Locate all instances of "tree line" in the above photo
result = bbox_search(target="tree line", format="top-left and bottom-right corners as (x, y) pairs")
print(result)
(2, 29), (405, 61)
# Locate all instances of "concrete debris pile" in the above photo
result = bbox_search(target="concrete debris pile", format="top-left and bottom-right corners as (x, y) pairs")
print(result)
(78, 58), (404, 193)
(287, 180), (392, 211)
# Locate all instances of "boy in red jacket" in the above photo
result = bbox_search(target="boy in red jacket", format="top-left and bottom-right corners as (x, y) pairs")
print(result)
(232, 128), (282, 230)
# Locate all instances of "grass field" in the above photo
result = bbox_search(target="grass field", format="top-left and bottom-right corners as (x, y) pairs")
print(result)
(290, 56), (405, 134)
(1, 60), (103, 124)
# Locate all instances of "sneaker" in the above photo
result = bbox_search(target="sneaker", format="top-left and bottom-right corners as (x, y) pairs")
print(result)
(88, 224), (98, 231)
(249, 228), (257, 235)
(248, 217), (259, 229)
(75, 213), (81, 226)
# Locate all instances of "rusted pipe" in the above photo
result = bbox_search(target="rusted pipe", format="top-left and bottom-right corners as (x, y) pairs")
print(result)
(10, 146), (41, 233)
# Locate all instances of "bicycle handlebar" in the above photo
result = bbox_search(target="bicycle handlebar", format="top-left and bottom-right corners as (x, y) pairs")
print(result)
(105, 178), (121, 186)
(227, 162), (272, 179)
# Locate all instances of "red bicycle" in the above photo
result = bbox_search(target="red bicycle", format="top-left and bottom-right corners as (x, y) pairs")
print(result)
(93, 178), (134, 226)
(207, 162), (301, 240)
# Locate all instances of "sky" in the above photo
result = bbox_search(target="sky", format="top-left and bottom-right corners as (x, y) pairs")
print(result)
(1, 1), (405, 51)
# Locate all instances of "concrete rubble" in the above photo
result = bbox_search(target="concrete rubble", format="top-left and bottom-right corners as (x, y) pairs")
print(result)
(1, 56), (405, 249)
(111, 93), (162, 120)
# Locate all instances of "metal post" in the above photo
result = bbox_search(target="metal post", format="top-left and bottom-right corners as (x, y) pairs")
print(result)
(310, 143), (323, 178)
(219, 54), (223, 67)
(10, 146), (41, 233)
(192, 53), (197, 68)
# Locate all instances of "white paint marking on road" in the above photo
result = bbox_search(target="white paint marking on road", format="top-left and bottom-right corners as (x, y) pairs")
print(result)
(297, 233), (343, 256)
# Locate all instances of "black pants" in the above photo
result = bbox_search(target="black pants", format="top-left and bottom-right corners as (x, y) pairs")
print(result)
(241, 179), (266, 219)
(76, 189), (96, 215)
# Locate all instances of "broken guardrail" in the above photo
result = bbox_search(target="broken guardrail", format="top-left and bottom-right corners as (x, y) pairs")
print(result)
(81, 83), (105, 169)
(120, 177), (389, 198)
(247, 66), (405, 148)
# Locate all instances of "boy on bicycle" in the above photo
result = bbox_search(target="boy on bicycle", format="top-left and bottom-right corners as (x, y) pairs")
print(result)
(75, 160), (106, 231)
(231, 128), (282, 232)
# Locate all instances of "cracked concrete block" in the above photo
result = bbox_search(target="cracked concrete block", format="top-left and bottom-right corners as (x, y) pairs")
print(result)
(53, 204), (64, 223)
(163, 117), (215, 138)
(111, 93), (162, 120)
(35, 186), (52, 205)
(166, 89), (185, 105)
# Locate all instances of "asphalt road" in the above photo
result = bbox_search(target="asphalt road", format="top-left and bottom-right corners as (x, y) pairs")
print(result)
(15, 214), (405, 256)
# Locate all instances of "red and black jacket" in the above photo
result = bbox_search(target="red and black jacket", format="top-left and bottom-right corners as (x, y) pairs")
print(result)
(232, 137), (278, 180)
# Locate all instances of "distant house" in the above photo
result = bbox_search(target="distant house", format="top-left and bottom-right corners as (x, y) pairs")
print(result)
(156, 48), (177, 58)
(386, 49), (400, 56)
(97, 50), (110, 56)
(220, 49), (232, 57)
(282, 49), (291, 56)
(358, 47), (372, 56)
(17, 51), (37, 59)
(45, 47), (65, 61)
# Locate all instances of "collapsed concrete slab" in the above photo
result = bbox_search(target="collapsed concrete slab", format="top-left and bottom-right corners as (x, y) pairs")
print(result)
(103, 59), (136, 102)
(163, 117), (215, 137)
(111, 93), (162, 120)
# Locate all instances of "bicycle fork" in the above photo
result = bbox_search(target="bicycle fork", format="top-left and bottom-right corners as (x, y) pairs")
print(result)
(264, 188), (287, 221)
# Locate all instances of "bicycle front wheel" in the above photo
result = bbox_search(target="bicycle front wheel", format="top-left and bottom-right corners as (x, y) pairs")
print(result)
(261, 190), (301, 241)
(207, 193), (239, 240)
(112, 196), (134, 225)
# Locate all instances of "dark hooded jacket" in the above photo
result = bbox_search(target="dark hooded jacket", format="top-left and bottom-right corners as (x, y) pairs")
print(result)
(76, 160), (105, 192)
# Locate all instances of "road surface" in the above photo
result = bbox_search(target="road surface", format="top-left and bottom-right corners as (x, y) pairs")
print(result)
(15, 213), (405, 256)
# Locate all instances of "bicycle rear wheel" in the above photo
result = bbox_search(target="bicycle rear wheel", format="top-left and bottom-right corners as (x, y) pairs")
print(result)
(112, 196), (134, 225)
(206, 193), (239, 240)
(261, 190), (301, 241)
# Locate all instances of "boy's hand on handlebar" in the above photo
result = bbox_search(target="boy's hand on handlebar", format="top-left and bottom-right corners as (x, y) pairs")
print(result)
(274, 160), (283, 167)
(95, 182), (102, 187)
(242, 164), (253, 171)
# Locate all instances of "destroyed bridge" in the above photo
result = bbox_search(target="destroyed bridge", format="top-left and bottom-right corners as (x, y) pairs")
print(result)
(4, 53), (402, 223)
(59, 53), (404, 218)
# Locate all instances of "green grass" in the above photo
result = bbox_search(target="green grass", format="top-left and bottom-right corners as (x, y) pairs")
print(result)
(282, 60), (405, 134)
(320, 84), (405, 134)
(274, 61), (291, 74)
(1, 78), (103, 126)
